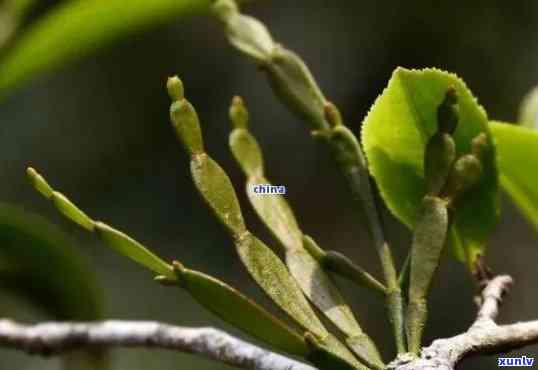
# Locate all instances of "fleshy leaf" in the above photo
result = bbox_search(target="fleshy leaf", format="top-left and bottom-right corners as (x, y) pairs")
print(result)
(362, 68), (500, 269)
(0, 0), (212, 97)
(168, 79), (361, 367)
(27, 168), (174, 279)
(229, 100), (383, 369)
(170, 262), (309, 356)
(490, 121), (538, 230)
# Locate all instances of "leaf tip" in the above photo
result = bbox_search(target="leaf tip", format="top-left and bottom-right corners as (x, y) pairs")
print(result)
(167, 76), (184, 102)
(229, 95), (249, 129)
(26, 166), (53, 198)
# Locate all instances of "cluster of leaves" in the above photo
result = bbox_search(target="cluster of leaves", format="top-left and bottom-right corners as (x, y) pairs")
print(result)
(1, 1), (538, 370)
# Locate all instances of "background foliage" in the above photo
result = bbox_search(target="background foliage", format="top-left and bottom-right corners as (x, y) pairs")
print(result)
(0, 0), (537, 369)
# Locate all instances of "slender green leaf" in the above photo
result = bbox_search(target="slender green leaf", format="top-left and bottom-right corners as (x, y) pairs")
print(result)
(362, 68), (500, 269)
(171, 263), (309, 356)
(27, 168), (173, 278)
(0, 0), (212, 96)
(490, 121), (538, 229)
(229, 101), (383, 368)
(169, 81), (362, 368)
(405, 196), (449, 353)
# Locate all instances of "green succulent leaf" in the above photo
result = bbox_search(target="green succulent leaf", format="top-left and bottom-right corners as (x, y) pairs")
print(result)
(362, 68), (500, 270)
(27, 168), (173, 279)
(171, 263), (309, 356)
(229, 104), (383, 368)
(0, 203), (104, 367)
(191, 154), (246, 236)
(490, 121), (538, 230)
(0, 0), (213, 97)
(236, 233), (326, 337)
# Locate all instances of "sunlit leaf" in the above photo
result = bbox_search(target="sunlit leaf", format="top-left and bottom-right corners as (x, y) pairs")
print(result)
(361, 68), (500, 269)
(490, 121), (538, 230)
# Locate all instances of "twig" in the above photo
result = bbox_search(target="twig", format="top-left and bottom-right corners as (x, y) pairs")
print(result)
(388, 275), (538, 370)
(0, 319), (316, 370)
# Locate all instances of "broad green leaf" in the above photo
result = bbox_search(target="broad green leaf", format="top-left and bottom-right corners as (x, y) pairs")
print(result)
(172, 263), (309, 356)
(0, 0), (212, 96)
(0, 203), (104, 368)
(490, 121), (538, 229)
(362, 68), (500, 269)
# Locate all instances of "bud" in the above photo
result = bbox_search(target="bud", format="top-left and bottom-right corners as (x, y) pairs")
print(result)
(424, 132), (456, 195)
(442, 154), (483, 201)
(166, 76), (184, 102)
(229, 96), (249, 129)
(437, 86), (459, 134)
(265, 46), (327, 129)
(170, 100), (204, 155)
(471, 132), (488, 160)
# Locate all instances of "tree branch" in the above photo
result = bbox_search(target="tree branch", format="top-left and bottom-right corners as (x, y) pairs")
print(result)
(2, 276), (537, 370)
(0, 319), (316, 370)
(388, 275), (538, 370)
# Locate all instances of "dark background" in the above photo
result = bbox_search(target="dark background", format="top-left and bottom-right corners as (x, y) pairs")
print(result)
(0, 1), (537, 369)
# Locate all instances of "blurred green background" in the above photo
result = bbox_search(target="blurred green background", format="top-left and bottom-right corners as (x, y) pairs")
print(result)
(0, 0), (537, 369)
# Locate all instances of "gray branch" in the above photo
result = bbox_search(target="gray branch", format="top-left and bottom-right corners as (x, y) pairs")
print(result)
(389, 275), (538, 370)
(0, 319), (315, 370)
(1, 277), (537, 370)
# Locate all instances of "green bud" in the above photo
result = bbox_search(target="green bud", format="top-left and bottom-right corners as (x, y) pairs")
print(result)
(94, 222), (173, 278)
(471, 132), (488, 159)
(442, 154), (483, 202)
(26, 167), (53, 198)
(437, 86), (459, 134)
(519, 85), (538, 130)
(229, 96), (249, 129)
(424, 132), (456, 195)
(170, 100), (204, 155)
(265, 46), (327, 129)
(166, 76), (184, 102)
(52, 192), (95, 231)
